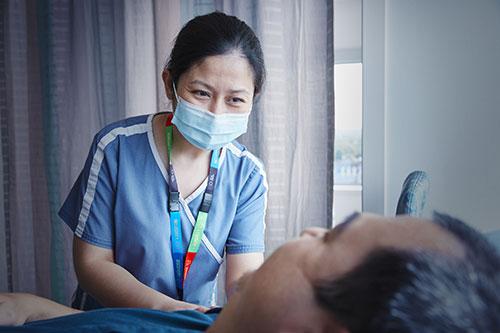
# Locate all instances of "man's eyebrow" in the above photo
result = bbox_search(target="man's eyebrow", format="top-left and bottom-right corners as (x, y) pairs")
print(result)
(324, 212), (360, 243)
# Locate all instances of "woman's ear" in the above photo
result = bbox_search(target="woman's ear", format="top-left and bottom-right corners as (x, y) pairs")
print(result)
(162, 70), (174, 101)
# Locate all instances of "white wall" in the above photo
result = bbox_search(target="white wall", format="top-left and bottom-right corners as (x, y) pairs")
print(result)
(364, 0), (500, 233)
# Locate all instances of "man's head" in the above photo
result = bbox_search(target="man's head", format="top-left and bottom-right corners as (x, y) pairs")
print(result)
(210, 213), (500, 332)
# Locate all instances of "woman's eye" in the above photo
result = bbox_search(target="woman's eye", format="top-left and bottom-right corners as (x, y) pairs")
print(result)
(193, 90), (210, 98)
(229, 97), (245, 104)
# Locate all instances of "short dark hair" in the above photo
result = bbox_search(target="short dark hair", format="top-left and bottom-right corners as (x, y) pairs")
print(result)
(314, 213), (500, 332)
(166, 12), (266, 95)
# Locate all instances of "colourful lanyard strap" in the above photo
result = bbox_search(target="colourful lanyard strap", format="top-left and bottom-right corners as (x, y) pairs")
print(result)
(165, 113), (220, 300)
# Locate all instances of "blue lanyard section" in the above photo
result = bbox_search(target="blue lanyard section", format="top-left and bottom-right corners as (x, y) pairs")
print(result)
(165, 117), (220, 299)
(168, 191), (183, 294)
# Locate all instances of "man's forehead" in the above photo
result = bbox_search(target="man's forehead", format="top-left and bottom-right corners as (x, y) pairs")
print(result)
(309, 214), (466, 285)
(354, 214), (466, 257)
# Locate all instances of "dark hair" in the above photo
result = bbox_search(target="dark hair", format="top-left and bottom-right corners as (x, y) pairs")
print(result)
(166, 12), (266, 95)
(314, 213), (500, 332)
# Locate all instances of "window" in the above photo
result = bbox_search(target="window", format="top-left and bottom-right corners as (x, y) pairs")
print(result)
(333, 63), (362, 224)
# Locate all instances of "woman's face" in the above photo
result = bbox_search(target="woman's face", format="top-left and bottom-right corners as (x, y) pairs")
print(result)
(165, 52), (255, 115)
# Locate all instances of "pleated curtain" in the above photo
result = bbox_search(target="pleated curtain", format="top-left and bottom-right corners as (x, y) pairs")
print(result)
(0, 0), (334, 305)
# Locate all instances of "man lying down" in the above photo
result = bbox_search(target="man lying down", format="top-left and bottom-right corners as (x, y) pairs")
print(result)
(1, 212), (499, 332)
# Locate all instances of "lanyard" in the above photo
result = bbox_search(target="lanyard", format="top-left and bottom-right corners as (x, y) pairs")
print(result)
(165, 113), (220, 300)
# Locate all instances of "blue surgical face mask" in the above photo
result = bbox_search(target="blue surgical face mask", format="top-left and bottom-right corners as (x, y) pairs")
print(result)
(171, 82), (251, 151)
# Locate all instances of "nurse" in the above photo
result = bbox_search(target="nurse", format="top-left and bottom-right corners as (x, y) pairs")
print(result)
(59, 12), (267, 312)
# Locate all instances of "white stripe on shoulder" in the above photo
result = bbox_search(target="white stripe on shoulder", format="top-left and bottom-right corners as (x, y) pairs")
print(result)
(226, 143), (268, 189)
(225, 143), (268, 235)
(226, 143), (264, 170)
(75, 120), (150, 237)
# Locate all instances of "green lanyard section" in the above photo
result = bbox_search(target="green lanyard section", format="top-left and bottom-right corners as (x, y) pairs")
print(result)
(165, 114), (219, 293)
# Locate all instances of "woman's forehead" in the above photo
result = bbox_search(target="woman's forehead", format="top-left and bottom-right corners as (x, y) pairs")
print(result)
(183, 54), (253, 81)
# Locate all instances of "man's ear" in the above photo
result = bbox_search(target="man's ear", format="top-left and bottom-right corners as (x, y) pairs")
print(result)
(162, 70), (174, 101)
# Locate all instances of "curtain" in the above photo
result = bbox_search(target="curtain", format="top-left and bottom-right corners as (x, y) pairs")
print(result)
(0, 0), (334, 305)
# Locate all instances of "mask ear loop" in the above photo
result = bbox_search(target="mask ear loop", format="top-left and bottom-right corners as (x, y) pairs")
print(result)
(172, 82), (180, 104)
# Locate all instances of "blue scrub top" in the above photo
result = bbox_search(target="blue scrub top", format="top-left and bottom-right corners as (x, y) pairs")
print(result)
(58, 114), (267, 307)
(1, 308), (218, 332)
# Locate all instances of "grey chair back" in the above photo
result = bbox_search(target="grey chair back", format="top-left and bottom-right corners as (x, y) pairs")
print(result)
(395, 171), (430, 217)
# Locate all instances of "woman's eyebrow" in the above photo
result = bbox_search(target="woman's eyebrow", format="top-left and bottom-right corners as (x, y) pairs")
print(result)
(189, 80), (214, 90)
(324, 212), (360, 244)
(189, 80), (251, 95)
(229, 88), (251, 95)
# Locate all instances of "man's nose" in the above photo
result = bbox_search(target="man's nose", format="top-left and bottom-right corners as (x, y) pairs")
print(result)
(300, 227), (328, 238)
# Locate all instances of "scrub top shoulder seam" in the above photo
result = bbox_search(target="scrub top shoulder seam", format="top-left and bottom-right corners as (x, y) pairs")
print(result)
(75, 119), (150, 237)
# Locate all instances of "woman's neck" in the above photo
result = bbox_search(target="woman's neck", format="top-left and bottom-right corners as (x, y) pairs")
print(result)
(170, 119), (211, 163)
